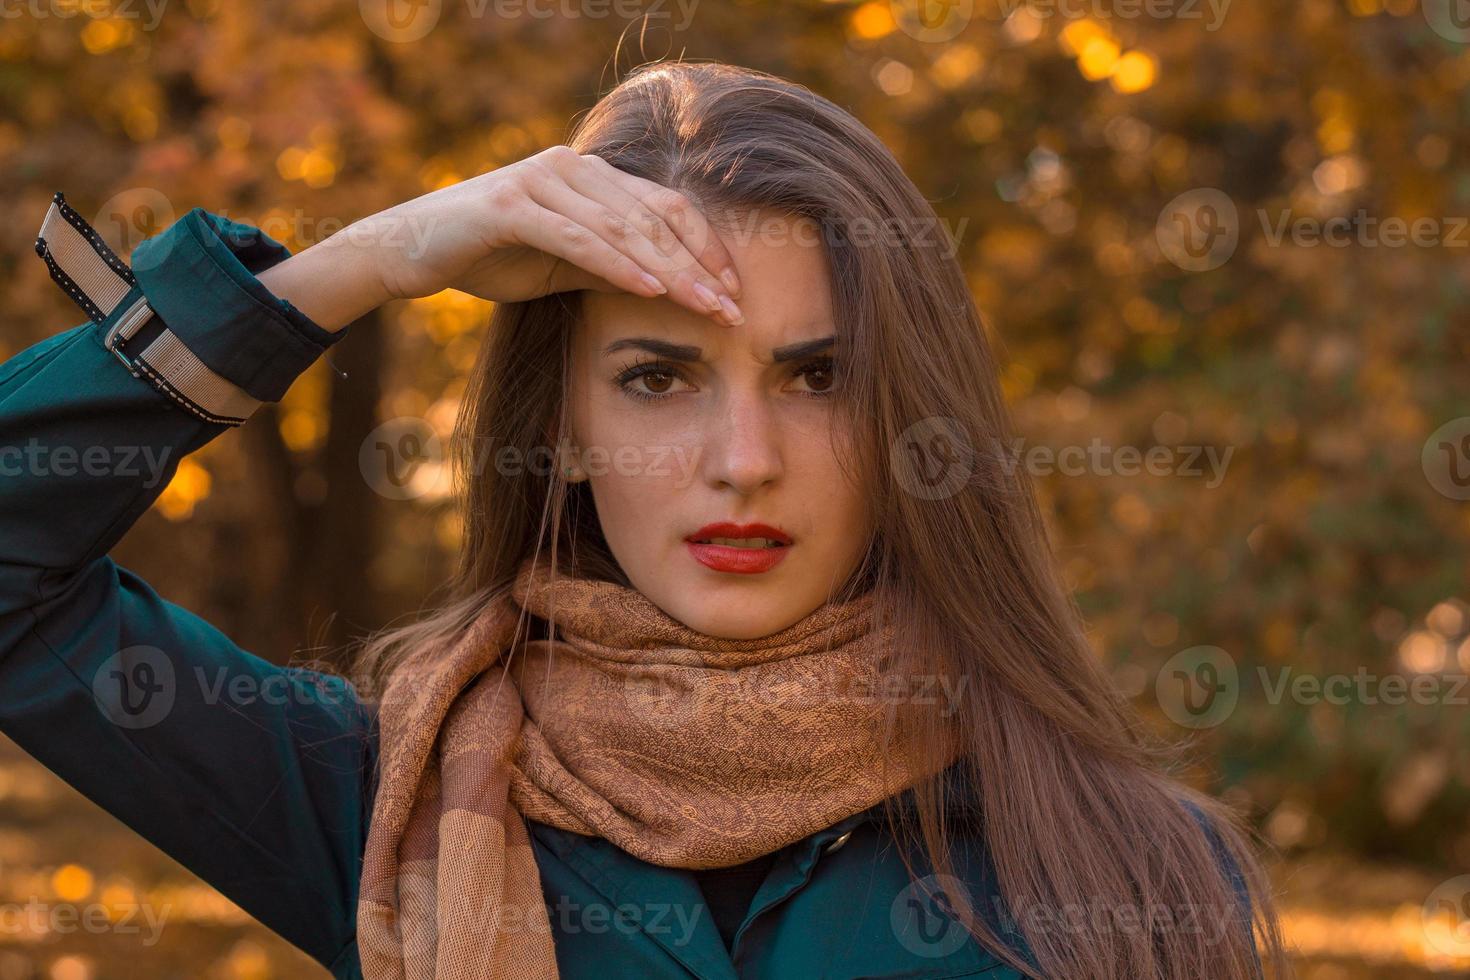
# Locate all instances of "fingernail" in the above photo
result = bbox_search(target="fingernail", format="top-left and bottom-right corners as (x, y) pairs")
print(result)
(718, 295), (744, 326)
(720, 267), (742, 298)
(692, 281), (723, 313)
(640, 272), (667, 295)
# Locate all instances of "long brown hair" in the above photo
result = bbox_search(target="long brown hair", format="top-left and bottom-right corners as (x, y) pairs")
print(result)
(352, 60), (1285, 979)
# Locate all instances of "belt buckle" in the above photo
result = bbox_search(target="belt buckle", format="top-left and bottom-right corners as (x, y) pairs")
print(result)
(103, 295), (153, 379)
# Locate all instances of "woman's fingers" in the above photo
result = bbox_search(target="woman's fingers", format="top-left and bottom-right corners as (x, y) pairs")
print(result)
(510, 200), (674, 302)
(524, 148), (744, 325)
(573, 154), (744, 301)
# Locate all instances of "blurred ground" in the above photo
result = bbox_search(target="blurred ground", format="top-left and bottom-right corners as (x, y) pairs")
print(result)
(0, 736), (1465, 980)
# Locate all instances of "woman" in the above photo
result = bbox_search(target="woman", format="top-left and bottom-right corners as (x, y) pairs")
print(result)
(1, 61), (1283, 978)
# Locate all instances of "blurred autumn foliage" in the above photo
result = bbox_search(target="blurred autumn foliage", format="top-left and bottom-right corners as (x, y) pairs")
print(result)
(2, 0), (1469, 976)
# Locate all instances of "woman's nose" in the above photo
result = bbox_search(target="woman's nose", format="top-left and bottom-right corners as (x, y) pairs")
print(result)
(700, 394), (783, 495)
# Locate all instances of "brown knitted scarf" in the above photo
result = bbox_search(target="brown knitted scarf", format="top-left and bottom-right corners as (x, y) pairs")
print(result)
(357, 559), (958, 979)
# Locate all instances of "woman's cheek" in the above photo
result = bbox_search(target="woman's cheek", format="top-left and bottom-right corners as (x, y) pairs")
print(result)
(580, 424), (702, 493)
(790, 429), (873, 578)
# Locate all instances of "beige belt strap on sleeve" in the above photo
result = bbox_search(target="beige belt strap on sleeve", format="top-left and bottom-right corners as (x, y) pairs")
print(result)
(35, 191), (262, 427)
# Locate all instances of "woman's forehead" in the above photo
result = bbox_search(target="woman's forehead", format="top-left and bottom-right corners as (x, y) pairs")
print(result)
(579, 219), (836, 356)
(579, 290), (835, 362)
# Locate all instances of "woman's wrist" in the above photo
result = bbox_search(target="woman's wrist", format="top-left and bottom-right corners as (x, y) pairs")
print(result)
(257, 223), (396, 333)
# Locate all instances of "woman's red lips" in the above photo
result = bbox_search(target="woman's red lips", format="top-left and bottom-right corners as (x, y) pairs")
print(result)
(684, 522), (792, 574)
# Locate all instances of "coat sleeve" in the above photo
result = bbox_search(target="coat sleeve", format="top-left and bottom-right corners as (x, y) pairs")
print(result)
(0, 195), (377, 974)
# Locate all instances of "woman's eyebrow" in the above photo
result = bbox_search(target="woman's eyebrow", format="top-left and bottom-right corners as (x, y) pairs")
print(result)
(600, 334), (837, 363)
(771, 335), (836, 362)
(601, 337), (703, 360)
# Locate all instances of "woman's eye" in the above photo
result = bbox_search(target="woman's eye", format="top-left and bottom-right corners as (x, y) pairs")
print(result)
(792, 359), (836, 395)
(614, 361), (689, 402)
(640, 371), (675, 394)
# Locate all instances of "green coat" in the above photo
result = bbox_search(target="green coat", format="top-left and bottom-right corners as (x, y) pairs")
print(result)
(0, 200), (1213, 978)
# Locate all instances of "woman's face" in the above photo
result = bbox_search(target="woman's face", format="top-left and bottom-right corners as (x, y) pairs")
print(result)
(567, 211), (872, 639)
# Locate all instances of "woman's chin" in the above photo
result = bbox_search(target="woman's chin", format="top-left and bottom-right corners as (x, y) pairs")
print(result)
(648, 587), (819, 641)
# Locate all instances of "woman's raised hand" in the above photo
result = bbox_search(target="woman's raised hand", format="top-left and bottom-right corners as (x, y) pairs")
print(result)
(354, 145), (745, 325)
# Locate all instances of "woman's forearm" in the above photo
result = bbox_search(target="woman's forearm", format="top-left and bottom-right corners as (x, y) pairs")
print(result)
(257, 225), (394, 333)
